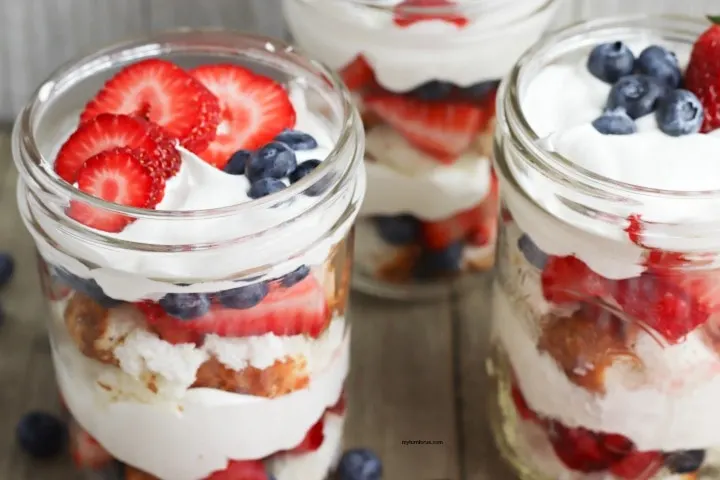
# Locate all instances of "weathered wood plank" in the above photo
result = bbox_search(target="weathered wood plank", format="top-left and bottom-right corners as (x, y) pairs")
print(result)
(455, 275), (515, 480)
(346, 294), (460, 480)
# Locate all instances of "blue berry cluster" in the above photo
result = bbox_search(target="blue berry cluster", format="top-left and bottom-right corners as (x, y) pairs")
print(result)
(337, 448), (382, 480)
(373, 215), (463, 278)
(587, 42), (703, 137)
(223, 130), (329, 199)
(410, 79), (500, 102)
(157, 266), (311, 320)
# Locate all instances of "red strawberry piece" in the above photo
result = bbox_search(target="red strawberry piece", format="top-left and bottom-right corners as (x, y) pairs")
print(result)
(189, 65), (296, 169)
(510, 384), (537, 422)
(206, 459), (269, 480)
(140, 276), (330, 342)
(393, 0), (469, 28)
(328, 390), (347, 415)
(364, 94), (487, 163)
(67, 147), (162, 233)
(339, 55), (376, 92)
(54, 113), (180, 184)
(69, 423), (112, 470)
(80, 59), (221, 153)
(546, 422), (615, 473)
(290, 417), (325, 453)
(684, 16), (720, 133)
(602, 433), (634, 456)
(609, 451), (663, 480)
(421, 205), (483, 249)
(541, 255), (611, 304)
(611, 271), (716, 343)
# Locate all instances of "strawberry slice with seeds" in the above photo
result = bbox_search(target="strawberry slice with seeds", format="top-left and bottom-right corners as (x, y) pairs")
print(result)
(189, 65), (296, 169)
(364, 94), (486, 163)
(80, 59), (221, 153)
(421, 205), (483, 249)
(541, 256), (611, 304)
(67, 147), (162, 232)
(290, 417), (325, 453)
(393, 0), (469, 28)
(206, 460), (269, 480)
(141, 276), (330, 341)
(55, 113), (180, 183)
(684, 16), (720, 133)
(546, 422), (616, 473)
(339, 55), (376, 92)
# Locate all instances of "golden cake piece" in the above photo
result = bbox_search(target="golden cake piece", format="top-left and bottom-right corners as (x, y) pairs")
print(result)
(463, 245), (496, 272)
(193, 356), (309, 398)
(64, 293), (132, 365)
(537, 307), (641, 394)
(376, 245), (422, 284)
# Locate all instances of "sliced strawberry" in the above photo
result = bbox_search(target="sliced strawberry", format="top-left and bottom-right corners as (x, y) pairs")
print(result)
(510, 384), (537, 422)
(54, 113), (180, 184)
(290, 417), (325, 453)
(609, 451), (663, 480)
(328, 390), (347, 415)
(67, 147), (161, 232)
(611, 272), (716, 343)
(541, 255), (611, 304)
(684, 16), (720, 133)
(80, 59), (221, 153)
(421, 205), (483, 249)
(69, 423), (112, 470)
(364, 94), (486, 162)
(393, 0), (469, 28)
(189, 65), (296, 169)
(140, 276), (330, 342)
(546, 422), (616, 473)
(206, 459), (269, 480)
(339, 55), (376, 92)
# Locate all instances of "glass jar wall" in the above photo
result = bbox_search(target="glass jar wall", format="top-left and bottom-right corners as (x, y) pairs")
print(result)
(13, 30), (365, 480)
(489, 16), (720, 480)
(283, 0), (560, 299)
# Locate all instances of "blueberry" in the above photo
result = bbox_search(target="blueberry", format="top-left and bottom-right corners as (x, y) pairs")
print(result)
(517, 234), (548, 269)
(586, 41), (635, 84)
(0, 253), (14, 287)
(51, 267), (121, 308)
(223, 150), (252, 175)
(462, 80), (500, 100)
(248, 178), (287, 199)
(591, 108), (637, 135)
(289, 159), (328, 196)
(216, 282), (269, 309)
(246, 142), (298, 181)
(374, 215), (421, 245)
(655, 89), (704, 136)
(158, 293), (210, 320)
(337, 448), (383, 480)
(275, 130), (318, 151)
(606, 74), (667, 119)
(411, 81), (454, 101)
(280, 265), (310, 288)
(16, 411), (66, 458)
(414, 242), (464, 278)
(665, 450), (705, 474)
(636, 45), (682, 88)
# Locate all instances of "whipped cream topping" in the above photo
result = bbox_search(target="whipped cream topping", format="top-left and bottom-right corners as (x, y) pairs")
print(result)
(20, 87), (364, 301)
(284, 0), (558, 91)
(360, 126), (492, 220)
(506, 40), (720, 280)
(53, 302), (350, 479)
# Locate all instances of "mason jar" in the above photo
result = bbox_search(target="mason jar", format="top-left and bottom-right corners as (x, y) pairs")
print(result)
(13, 30), (365, 480)
(489, 15), (720, 480)
(283, 0), (559, 299)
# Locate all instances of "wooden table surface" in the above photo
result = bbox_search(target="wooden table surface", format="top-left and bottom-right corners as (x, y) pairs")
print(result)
(0, 131), (513, 480)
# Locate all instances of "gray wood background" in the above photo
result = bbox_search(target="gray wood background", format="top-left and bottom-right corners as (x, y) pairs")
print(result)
(0, 0), (717, 120)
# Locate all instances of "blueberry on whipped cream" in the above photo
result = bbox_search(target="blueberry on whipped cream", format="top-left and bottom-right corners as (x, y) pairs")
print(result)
(656, 89), (704, 136)
(587, 41), (635, 84)
(591, 108), (637, 135)
(636, 45), (682, 88)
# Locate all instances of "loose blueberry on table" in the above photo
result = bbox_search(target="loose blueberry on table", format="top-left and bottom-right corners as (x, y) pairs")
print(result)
(16, 411), (67, 459)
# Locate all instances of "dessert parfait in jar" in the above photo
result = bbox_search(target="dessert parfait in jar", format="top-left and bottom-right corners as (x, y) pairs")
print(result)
(283, 0), (560, 298)
(13, 30), (365, 480)
(489, 15), (720, 480)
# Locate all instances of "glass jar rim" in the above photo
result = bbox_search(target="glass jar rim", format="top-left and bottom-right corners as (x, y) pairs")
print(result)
(499, 14), (717, 203)
(13, 28), (361, 223)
